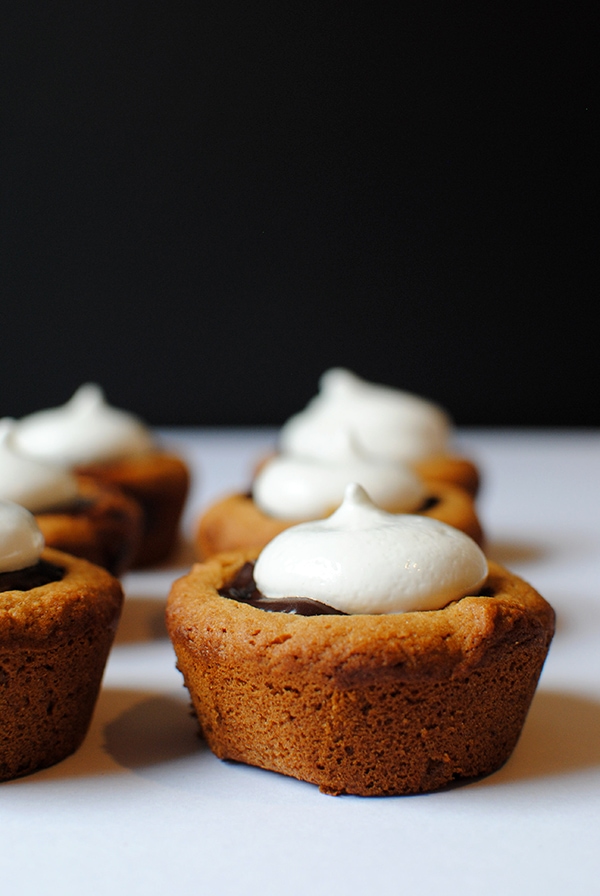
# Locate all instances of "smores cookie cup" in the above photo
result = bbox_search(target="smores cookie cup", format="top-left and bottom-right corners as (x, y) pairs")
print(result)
(169, 485), (554, 796)
(12, 385), (189, 567)
(0, 419), (142, 575)
(0, 501), (123, 781)
(279, 368), (480, 495)
(195, 430), (483, 558)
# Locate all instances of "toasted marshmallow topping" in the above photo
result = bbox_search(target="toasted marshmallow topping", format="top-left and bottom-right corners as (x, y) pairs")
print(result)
(12, 384), (155, 467)
(253, 430), (426, 520)
(253, 483), (488, 614)
(0, 500), (45, 573)
(279, 368), (451, 463)
(0, 420), (80, 513)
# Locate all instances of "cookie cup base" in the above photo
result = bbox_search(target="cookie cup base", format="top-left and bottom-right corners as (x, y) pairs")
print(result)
(0, 548), (123, 781)
(166, 551), (554, 796)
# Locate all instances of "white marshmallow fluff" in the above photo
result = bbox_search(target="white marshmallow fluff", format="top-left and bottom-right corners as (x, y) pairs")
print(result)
(12, 384), (155, 467)
(0, 501), (45, 573)
(253, 483), (488, 615)
(279, 368), (452, 464)
(253, 429), (426, 520)
(0, 419), (80, 513)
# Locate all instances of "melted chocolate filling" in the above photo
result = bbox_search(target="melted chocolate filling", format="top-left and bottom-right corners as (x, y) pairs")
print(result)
(419, 495), (439, 512)
(0, 559), (65, 593)
(224, 493), (442, 617)
(219, 562), (347, 616)
(36, 496), (95, 516)
(219, 561), (492, 616)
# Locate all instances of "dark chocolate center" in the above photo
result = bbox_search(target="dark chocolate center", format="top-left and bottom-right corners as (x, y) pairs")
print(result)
(218, 562), (347, 616)
(419, 495), (439, 512)
(36, 496), (95, 516)
(0, 559), (65, 593)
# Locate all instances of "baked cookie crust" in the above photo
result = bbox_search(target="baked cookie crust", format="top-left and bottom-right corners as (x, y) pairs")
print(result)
(413, 454), (480, 497)
(76, 451), (190, 567)
(0, 548), (123, 781)
(35, 476), (143, 576)
(167, 550), (554, 796)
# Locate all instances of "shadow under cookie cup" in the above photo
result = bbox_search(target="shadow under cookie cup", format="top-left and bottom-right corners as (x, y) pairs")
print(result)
(166, 550), (554, 797)
(0, 547), (123, 782)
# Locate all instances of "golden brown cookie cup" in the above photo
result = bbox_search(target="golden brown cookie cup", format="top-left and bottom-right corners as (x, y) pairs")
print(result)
(195, 483), (483, 560)
(413, 454), (480, 497)
(76, 451), (190, 567)
(0, 548), (123, 781)
(35, 476), (143, 576)
(167, 550), (554, 796)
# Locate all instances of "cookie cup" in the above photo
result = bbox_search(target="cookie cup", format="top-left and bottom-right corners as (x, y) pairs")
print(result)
(35, 476), (143, 576)
(0, 548), (123, 781)
(167, 550), (554, 796)
(413, 454), (480, 497)
(76, 451), (190, 567)
(195, 482), (483, 560)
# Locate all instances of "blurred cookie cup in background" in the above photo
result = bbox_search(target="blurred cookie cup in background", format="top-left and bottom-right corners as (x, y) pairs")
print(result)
(278, 368), (480, 495)
(11, 385), (190, 568)
(196, 426), (483, 558)
(0, 419), (142, 575)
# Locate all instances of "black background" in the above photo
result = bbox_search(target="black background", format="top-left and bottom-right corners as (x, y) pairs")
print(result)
(2, 2), (597, 426)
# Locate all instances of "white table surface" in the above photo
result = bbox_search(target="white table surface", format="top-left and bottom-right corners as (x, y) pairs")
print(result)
(2, 427), (599, 895)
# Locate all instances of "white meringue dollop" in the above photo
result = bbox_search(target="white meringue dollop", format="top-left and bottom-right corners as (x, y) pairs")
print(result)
(0, 420), (80, 513)
(253, 430), (426, 520)
(0, 500), (45, 573)
(253, 483), (488, 615)
(12, 384), (155, 467)
(279, 368), (451, 464)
